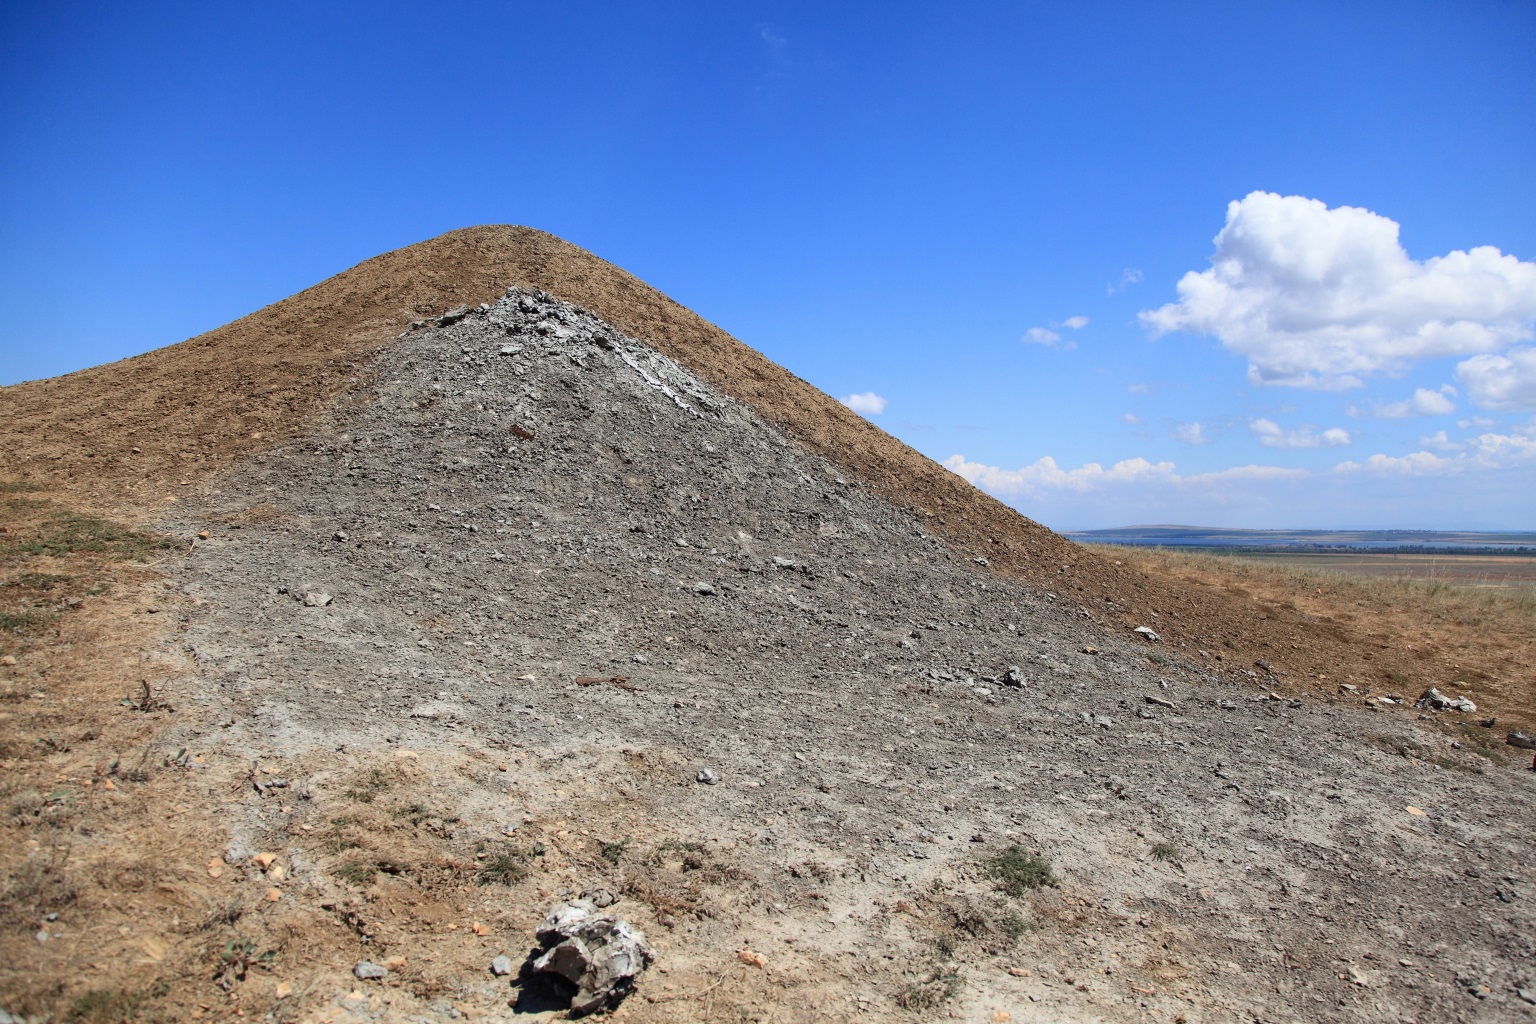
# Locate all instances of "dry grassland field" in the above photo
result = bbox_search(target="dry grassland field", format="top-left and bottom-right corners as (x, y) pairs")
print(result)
(2, 228), (1535, 1024)
(1209, 552), (1536, 591)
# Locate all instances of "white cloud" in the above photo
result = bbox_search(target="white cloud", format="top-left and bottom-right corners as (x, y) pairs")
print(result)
(1171, 421), (1210, 444)
(1466, 430), (1536, 462)
(1121, 412), (1142, 426)
(943, 454), (1305, 497)
(1335, 451), (1455, 477)
(1418, 430), (1459, 452)
(1335, 428), (1536, 476)
(1022, 326), (1062, 346)
(1140, 191), (1536, 389)
(1456, 346), (1536, 411)
(1061, 316), (1090, 330)
(1107, 268), (1143, 295)
(1127, 383), (1151, 394)
(1368, 385), (1458, 418)
(1249, 418), (1352, 448)
(839, 391), (887, 415)
(1457, 416), (1496, 429)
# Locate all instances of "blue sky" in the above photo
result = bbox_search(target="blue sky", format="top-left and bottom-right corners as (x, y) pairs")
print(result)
(2, 1), (1533, 530)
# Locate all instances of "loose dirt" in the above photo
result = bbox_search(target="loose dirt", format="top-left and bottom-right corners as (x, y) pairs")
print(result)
(2, 235), (1534, 1023)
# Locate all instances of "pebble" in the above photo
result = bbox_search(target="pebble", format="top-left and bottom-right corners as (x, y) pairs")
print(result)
(490, 955), (514, 976)
(302, 592), (333, 608)
(696, 768), (718, 785)
(1133, 626), (1161, 642)
(1001, 665), (1024, 687)
(692, 582), (717, 596)
(354, 961), (388, 980)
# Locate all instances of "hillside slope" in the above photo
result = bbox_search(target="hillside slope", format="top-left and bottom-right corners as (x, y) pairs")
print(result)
(4, 225), (1517, 711)
(2, 235), (1533, 1022)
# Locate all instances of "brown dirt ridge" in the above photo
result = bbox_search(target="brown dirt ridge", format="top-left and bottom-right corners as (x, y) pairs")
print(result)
(1, 225), (1513, 714)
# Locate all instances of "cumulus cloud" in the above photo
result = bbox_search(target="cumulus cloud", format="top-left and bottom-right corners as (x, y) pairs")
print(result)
(1365, 385), (1457, 418)
(1456, 347), (1536, 411)
(1419, 430), (1459, 452)
(1022, 327), (1062, 346)
(1249, 418), (1352, 448)
(839, 391), (887, 415)
(1023, 317), (1088, 349)
(1335, 427), (1536, 476)
(1171, 421), (1210, 445)
(1140, 191), (1536, 389)
(1121, 412), (1142, 425)
(1061, 316), (1090, 330)
(943, 454), (1305, 497)
(1334, 451), (1454, 476)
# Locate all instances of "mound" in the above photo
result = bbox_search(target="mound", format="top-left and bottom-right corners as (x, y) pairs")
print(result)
(3, 226), (1489, 705)
(2, 235), (1532, 1022)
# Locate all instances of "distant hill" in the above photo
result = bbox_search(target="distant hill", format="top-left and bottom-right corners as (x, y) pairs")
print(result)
(1067, 525), (1536, 553)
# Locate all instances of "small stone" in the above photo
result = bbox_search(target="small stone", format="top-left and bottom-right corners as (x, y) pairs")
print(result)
(1417, 687), (1476, 712)
(438, 305), (472, 326)
(1144, 695), (1175, 709)
(1517, 988), (1536, 1006)
(333, 530), (348, 542)
(692, 582), (716, 596)
(696, 768), (718, 785)
(1094, 715), (1114, 729)
(491, 955), (513, 976)
(197, 530), (210, 540)
(499, 344), (523, 356)
(1133, 626), (1161, 642)
(0, 655), (15, 666)
(35, 928), (49, 943)
(1509, 732), (1536, 750)
(1001, 666), (1024, 687)
(354, 961), (388, 981)
(302, 592), (332, 608)
(738, 949), (767, 968)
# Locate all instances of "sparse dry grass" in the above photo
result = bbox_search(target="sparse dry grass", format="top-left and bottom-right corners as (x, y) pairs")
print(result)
(1097, 545), (1536, 632)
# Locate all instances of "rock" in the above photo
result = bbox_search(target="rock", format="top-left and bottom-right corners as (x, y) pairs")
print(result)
(1507, 732), (1536, 750)
(692, 582), (717, 596)
(353, 961), (388, 980)
(302, 592), (332, 608)
(528, 899), (655, 1017)
(696, 768), (718, 785)
(499, 344), (523, 356)
(1144, 694), (1176, 708)
(1476, 717), (1496, 728)
(1094, 715), (1114, 729)
(1001, 665), (1024, 687)
(738, 949), (768, 967)
(1518, 987), (1536, 1006)
(333, 530), (348, 542)
(1133, 626), (1161, 642)
(438, 304), (472, 326)
(491, 954), (514, 976)
(1416, 687), (1476, 712)
(581, 886), (619, 908)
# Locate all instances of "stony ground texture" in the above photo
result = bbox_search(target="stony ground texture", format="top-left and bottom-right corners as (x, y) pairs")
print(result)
(86, 291), (1528, 1023)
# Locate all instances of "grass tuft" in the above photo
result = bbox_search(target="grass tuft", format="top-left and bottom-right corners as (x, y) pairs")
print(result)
(986, 845), (1056, 896)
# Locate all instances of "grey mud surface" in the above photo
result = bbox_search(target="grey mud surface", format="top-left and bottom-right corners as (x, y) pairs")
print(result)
(156, 290), (1535, 1022)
